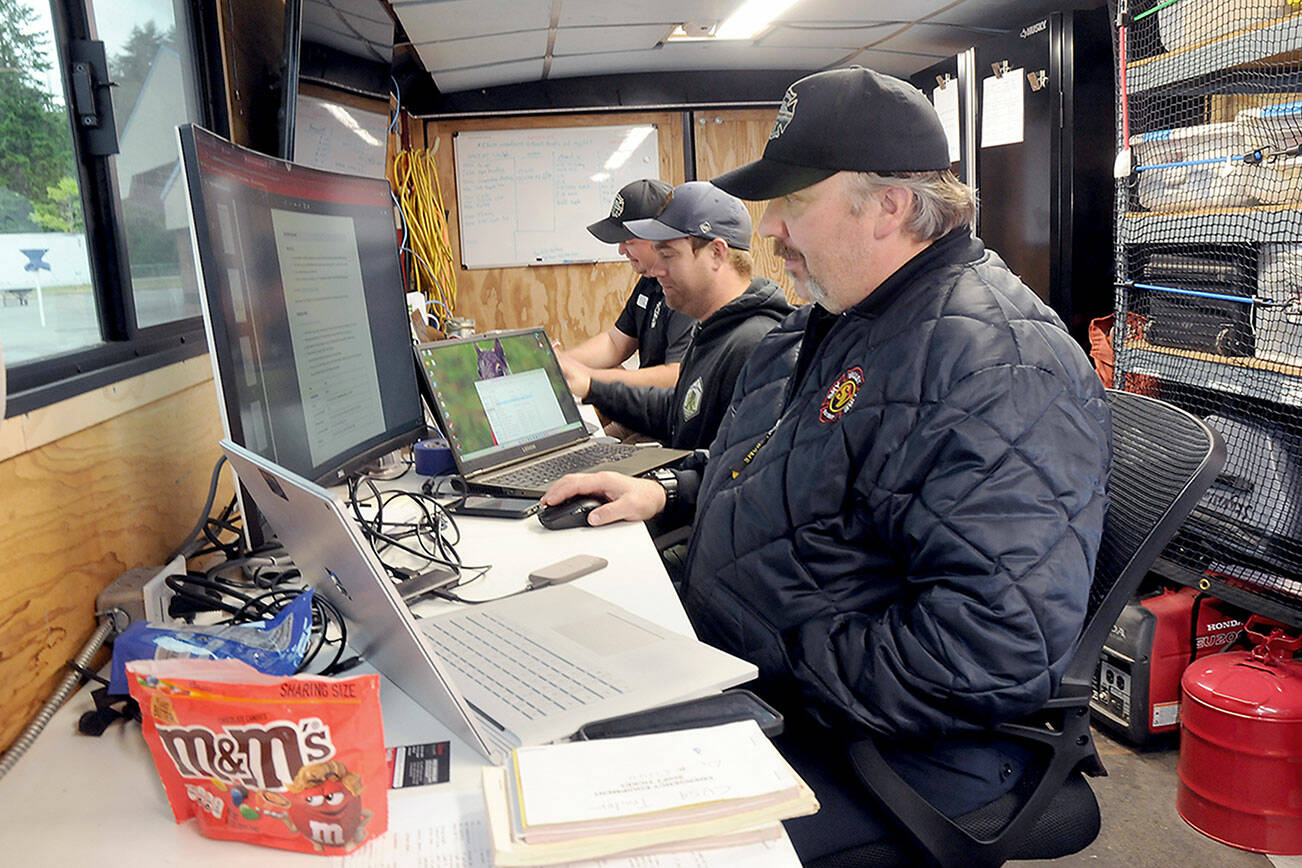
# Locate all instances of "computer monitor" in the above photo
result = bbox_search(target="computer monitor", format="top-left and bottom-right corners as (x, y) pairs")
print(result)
(179, 123), (424, 487)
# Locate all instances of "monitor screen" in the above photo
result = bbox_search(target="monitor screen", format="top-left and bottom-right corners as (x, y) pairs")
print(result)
(414, 329), (584, 473)
(179, 124), (424, 485)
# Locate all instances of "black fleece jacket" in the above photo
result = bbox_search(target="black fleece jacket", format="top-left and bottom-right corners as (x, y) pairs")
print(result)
(586, 277), (792, 449)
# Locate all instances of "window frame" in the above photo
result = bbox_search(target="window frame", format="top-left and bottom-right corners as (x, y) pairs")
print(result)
(3, 0), (228, 417)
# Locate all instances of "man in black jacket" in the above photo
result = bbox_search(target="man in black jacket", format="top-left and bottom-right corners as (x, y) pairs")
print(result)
(543, 68), (1110, 862)
(560, 181), (791, 450)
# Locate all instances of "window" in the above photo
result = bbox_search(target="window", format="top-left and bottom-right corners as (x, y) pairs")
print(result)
(97, 0), (204, 328)
(0, 0), (222, 414)
(0, 0), (99, 365)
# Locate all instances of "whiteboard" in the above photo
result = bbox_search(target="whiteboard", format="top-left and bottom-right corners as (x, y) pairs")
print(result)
(293, 94), (389, 178)
(453, 125), (661, 269)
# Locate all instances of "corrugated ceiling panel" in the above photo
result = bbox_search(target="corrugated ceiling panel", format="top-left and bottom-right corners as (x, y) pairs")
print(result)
(430, 57), (547, 92)
(548, 43), (850, 80)
(396, 0), (552, 42)
(416, 29), (549, 72)
(758, 22), (899, 50)
(555, 0), (740, 28)
(552, 23), (670, 56)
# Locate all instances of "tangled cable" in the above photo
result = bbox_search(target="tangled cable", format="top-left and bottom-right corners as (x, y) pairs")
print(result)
(161, 552), (353, 676)
(390, 145), (458, 328)
(345, 474), (490, 590)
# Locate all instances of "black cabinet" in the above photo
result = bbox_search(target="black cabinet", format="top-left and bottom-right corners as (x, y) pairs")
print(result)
(971, 8), (1115, 345)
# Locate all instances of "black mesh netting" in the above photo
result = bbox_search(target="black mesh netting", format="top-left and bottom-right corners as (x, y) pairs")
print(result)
(1110, 0), (1302, 626)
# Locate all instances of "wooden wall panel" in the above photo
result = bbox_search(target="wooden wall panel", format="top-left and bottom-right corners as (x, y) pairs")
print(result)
(0, 377), (228, 751)
(423, 112), (685, 347)
(692, 109), (799, 305)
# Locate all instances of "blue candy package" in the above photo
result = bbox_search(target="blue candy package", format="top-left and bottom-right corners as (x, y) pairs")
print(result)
(108, 588), (315, 695)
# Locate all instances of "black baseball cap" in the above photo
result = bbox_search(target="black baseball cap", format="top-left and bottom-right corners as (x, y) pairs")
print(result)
(587, 178), (674, 243)
(713, 67), (952, 201)
(624, 181), (752, 251)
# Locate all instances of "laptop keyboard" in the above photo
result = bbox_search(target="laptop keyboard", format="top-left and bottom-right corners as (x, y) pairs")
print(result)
(483, 442), (639, 488)
(420, 610), (625, 721)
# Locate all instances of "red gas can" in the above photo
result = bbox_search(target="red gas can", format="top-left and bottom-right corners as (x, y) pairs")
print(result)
(1177, 619), (1302, 854)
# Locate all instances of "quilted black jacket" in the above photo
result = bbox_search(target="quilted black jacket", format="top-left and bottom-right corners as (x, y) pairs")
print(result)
(677, 229), (1112, 740)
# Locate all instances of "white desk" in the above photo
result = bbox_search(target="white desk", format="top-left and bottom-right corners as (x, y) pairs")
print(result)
(0, 512), (797, 866)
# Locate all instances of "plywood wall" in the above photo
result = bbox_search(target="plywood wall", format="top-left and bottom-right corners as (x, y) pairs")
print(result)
(423, 112), (686, 348)
(421, 106), (799, 345)
(692, 109), (798, 304)
(0, 369), (228, 751)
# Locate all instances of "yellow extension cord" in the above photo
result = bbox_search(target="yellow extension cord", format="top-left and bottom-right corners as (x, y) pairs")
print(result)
(390, 146), (458, 325)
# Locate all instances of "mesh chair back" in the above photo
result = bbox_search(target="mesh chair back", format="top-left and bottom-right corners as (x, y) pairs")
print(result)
(1068, 390), (1225, 683)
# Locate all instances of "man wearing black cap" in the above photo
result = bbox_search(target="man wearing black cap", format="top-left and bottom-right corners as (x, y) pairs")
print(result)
(543, 67), (1110, 861)
(562, 181), (791, 450)
(560, 179), (695, 392)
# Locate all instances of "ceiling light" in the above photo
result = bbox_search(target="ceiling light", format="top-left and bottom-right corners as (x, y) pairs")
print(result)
(666, 21), (719, 43)
(716, 0), (801, 40)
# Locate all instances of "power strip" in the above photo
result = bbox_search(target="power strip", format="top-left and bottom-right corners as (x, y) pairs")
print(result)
(94, 555), (186, 635)
(142, 556), (184, 623)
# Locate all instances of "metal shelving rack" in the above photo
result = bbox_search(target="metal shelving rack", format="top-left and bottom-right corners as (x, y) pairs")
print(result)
(1111, 2), (1302, 627)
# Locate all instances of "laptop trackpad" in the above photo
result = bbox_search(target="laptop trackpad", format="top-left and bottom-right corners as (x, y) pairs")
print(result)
(554, 613), (662, 656)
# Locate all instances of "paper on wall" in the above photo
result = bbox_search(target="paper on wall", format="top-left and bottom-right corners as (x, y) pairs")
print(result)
(932, 82), (961, 164)
(981, 70), (1024, 148)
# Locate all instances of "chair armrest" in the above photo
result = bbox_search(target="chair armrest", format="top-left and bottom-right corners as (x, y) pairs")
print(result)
(847, 736), (984, 867)
(847, 690), (1102, 868)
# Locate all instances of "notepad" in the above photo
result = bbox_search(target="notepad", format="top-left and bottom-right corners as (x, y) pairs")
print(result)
(481, 720), (819, 866)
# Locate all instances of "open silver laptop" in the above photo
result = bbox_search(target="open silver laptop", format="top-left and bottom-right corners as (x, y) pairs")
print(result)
(220, 440), (756, 762)
(414, 328), (689, 497)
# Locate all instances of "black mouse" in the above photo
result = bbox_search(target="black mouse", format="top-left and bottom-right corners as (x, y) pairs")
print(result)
(537, 495), (606, 530)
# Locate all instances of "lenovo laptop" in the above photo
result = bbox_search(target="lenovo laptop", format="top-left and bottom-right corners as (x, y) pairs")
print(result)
(413, 328), (689, 497)
(220, 440), (756, 762)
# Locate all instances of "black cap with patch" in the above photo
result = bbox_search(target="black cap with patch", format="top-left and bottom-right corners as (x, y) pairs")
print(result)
(712, 67), (952, 201)
(586, 178), (674, 243)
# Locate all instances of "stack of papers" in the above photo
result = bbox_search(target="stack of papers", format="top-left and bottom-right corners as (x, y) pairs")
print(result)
(481, 720), (819, 866)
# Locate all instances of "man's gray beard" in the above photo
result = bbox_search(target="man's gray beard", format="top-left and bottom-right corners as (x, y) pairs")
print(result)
(792, 271), (836, 312)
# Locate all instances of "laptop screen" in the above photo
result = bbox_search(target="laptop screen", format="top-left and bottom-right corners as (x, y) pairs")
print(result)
(415, 328), (587, 474)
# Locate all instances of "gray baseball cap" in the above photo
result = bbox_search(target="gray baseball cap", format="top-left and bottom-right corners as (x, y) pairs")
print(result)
(624, 181), (752, 251)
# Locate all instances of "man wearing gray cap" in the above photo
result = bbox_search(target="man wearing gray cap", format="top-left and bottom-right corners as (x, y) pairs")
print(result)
(560, 179), (696, 391)
(561, 180), (791, 450)
(544, 67), (1110, 861)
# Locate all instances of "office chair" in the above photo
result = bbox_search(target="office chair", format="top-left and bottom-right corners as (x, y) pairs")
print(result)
(812, 389), (1226, 868)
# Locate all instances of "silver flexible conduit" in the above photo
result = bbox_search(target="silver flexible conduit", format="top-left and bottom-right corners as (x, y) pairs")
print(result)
(0, 618), (114, 781)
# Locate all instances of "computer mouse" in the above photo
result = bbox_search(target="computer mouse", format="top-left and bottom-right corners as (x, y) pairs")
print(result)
(537, 495), (606, 530)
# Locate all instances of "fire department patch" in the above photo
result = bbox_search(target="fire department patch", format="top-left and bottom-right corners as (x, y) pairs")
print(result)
(682, 376), (704, 420)
(770, 86), (798, 140)
(819, 367), (863, 423)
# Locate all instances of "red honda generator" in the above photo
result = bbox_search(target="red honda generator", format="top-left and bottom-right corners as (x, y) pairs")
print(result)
(1091, 586), (1246, 744)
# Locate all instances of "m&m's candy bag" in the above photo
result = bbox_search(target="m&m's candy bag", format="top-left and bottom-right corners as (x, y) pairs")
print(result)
(127, 658), (387, 854)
